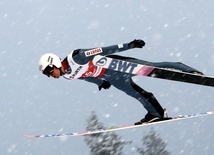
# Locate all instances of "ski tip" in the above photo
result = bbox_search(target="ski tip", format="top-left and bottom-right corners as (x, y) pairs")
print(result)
(210, 111), (214, 114)
(22, 134), (40, 138)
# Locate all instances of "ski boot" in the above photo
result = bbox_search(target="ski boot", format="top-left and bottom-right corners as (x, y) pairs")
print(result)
(134, 108), (172, 125)
(134, 113), (162, 125)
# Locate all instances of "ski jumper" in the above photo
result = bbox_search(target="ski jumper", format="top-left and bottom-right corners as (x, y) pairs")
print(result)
(61, 43), (202, 118)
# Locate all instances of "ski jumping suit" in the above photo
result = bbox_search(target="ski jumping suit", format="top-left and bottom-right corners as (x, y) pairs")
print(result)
(61, 42), (202, 119)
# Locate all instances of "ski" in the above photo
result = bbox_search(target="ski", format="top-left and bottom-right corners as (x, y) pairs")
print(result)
(93, 55), (214, 87)
(23, 110), (214, 138)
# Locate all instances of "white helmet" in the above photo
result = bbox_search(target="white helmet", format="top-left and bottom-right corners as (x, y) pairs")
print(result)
(38, 53), (61, 76)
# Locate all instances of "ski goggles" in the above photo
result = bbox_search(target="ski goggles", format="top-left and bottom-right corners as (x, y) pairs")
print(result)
(43, 65), (54, 77)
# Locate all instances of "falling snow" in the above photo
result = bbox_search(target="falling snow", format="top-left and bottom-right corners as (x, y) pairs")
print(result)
(0, 0), (214, 155)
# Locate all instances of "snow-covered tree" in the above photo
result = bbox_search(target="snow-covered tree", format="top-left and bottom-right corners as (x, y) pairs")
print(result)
(84, 111), (131, 155)
(137, 128), (170, 155)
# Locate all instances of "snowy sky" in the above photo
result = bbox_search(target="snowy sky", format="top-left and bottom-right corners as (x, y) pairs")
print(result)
(0, 0), (214, 154)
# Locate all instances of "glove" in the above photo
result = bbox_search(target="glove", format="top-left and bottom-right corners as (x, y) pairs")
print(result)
(98, 80), (111, 91)
(128, 39), (145, 49)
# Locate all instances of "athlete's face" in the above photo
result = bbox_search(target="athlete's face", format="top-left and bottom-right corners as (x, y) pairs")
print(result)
(49, 67), (61, 79)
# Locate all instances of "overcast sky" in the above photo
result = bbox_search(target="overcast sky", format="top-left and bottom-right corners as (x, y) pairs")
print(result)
(0, 0), (214, 154)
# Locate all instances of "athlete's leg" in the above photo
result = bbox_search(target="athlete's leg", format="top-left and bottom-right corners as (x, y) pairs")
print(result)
(107, 55), (203, 74)
(103, 71), (164, 118)
(130, 78), (164, 118)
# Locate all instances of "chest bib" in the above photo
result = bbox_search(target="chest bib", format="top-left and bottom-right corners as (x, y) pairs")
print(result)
(63, 51), (106, 79)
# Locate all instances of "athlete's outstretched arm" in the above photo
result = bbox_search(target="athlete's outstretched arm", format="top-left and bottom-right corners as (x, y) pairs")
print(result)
(73, 39), (145, 64)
